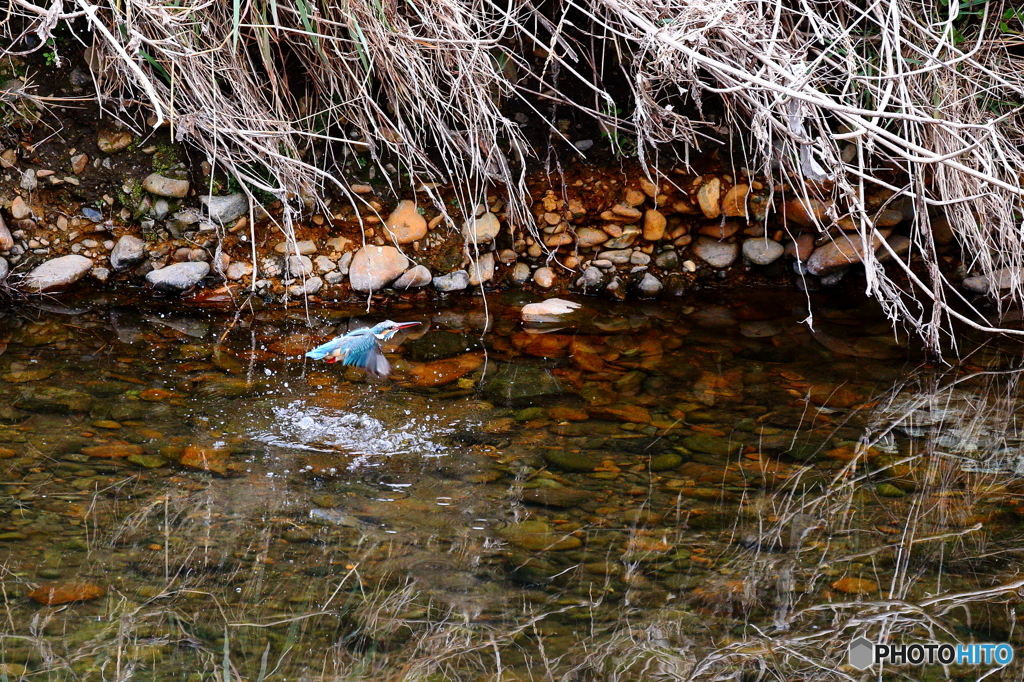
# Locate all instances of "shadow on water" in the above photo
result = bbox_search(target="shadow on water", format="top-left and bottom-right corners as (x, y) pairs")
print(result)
(0, 292), (1023, 680)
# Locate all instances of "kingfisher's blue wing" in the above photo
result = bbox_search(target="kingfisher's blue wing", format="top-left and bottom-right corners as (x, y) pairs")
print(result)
(306, 332), (391, 377)
(305, 336), (350, 361)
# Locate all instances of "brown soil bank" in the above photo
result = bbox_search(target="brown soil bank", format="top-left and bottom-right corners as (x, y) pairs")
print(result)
(0, 115), (950, 307)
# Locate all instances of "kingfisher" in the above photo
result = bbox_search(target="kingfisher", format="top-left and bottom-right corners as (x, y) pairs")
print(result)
(305, 320), (420, 377)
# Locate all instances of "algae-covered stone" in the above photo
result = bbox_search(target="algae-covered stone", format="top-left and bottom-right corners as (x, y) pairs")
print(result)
(14, 386), (93, 414)
(543, 449), (598, 472)
(405, 331), (481, 361)
(483, 363), (563, 405)
(681, 434), (733, 457)
(648, 452), (684, 471)
(499, 520), (582, 551)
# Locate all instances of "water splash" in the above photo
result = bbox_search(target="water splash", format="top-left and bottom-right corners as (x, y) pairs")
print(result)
(256, 399), (452, 459)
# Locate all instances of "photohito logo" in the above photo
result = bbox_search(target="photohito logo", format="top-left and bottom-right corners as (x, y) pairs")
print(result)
(849, 637), (1014, 670)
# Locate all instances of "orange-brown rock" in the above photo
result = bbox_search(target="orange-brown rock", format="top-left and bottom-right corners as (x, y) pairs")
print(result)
(82, 443), (144, 458)
(642, 209), (666, 241)
(138, 388), (182, 402)
(30, 582), (105, 605)
(721, 184), (750, 216)
(407, 352), (485, 387)
(588, 404), (652, 423)
(547, 406), (590, 421)
(808, 384), (862, 408)
(697, 221), (740, 239)
(782, 197), (829, 227)
(0, 447), (17, 459)
(180, 445), (229, 474)
(831, 577), (878, 595)
(569, 336), (606, 372)
(510, 332), (571, 358)
(697, 178), (721, 219)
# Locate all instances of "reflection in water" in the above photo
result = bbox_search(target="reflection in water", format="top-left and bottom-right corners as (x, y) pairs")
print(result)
(0, 293), (1022, 680)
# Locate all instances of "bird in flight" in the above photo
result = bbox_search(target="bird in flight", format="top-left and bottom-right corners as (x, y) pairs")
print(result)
(305, 320), (420, 378)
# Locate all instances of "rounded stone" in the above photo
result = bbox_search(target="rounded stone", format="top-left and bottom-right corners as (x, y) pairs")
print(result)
(468, 252), (495, 286)
(142, 173), (190, 198)
(432, 270), (470, 292)
(742, 238), (785, 265)
(109, 235), (146, 271)
(145, 261), (210, 292)
(24, 255), (94, 291)
(383, 200), (428, 244)
(576, 227), (608, 248)
(463, 212), (501, 245)
(643, 209), (666, 241)
(697, 178), (722, 219)
(200, 193), (247, 224)
(285, 255), (314, 277)
(533, 266), (555, 288)
(348, 245), (409, 292)
(393, 264), (432, 289)
(636, 272), (662, 297)
(806, 234), (881, 276)
(692, 236), (739, 268)
(510, 262), (531, 284)
(0, 257), (7, 282)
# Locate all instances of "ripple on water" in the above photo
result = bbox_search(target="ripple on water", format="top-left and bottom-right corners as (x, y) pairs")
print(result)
(255, 399), (453, 462)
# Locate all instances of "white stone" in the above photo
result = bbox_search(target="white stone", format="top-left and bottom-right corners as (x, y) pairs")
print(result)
(349, 245), (409, 292)
(314, 255), (337, 272)
(597, 249), (632, 265)
(576, 227), (609, 248)
(393, 264), (432, 289)
(692, 236), (739, 268)
(24, 255), (94, 292)
(91, 266), (110, 283)
(146, 261), (210, 292)
(226, 261), (252, 280)
(575, 266), (604, 290)
(636, 273), (662, 296)
(742, 238), (785, 265)
(521, 298), (581, 322)
(511, 262), (531, 284)
(288, 276), (323, 296)
(0, 257), (8, 281)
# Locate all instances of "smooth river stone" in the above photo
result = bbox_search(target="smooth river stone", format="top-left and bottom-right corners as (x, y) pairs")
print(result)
(692, 236), (739, 268)
(200, 193), (247, 224)
(742, 238), (785, 265)
(109, 235), (146, 271)
(383, 200), (428, 244)
(521, 298), (581, 322)
(24, 255), (94, 291)
(142, 173), (190, 198)
(146, 261), (210, 292)
(805, 233), (882, 276)
(499, 520), (582, 550)
(463, 212), (501, 245)
(348, 245), (409, 292)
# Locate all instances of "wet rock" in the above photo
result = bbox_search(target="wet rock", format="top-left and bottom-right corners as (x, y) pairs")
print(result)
(14, 387), (93, 414)
(393, 264), (432, 289)
(82, 444), (144, 458)
(722, 184), (749, 216)
(383, 200), (428, 244)
(408, 352), (485, 386)
(681, 434), (733, 457)
(313, 255), (336, 272)
(533, 267), (555, 288)
(692, 236), (739, 268)
(830, 577), (878, 595)
(511, 262), (531, 284)
(0, 257), (7, 282)
(808, 383), (862, 408)
(433, 269), (470, 292)
(483, 363), (563, 405)
(463, 212), (501, 245)
(577, 227), (608, 248)
(97, 129), (134, 153)
(635, 272), (662, 297)
(288, 276), (323, 296)
(521, 488), (592, 508)
(109, 235), (146, 271)
(199, 193), (247, 224)
(142, 173), (190, 198)
(643, 209), (667, 241)
(521, 298), (581, 322)
(499, 520), (582, 550)
(806, 233), (882, 276)
(179, 444), (229, 474)
(543, 449), (600, 473)
(24, 255), (93, 291)
(2, 369), (54, 383)
(697, 178), (721, 219)
(876, 234), (911, 263)
(649, 452), (684, 471)
(20, 168), (37, 191)
(146, 262), (210, 292)
(580, 382), (617, 406)
(962, 267), (1022, 294)
(604, 224), (641, 249)
(468, 251), (496, 285)
(575, 266), (604, 290)
(655, 249), (679, 270)
(29, 582), (105, 605)
(742, 238), (784, 265)
(349, 245), (409, 291)
(406, 331), (481, 361)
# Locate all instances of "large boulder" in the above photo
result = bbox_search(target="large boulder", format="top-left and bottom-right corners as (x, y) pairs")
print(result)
(348, 246), (409, 292)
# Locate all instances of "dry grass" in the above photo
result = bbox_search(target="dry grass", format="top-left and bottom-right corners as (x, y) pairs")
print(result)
(4, 0), (1024, 343)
